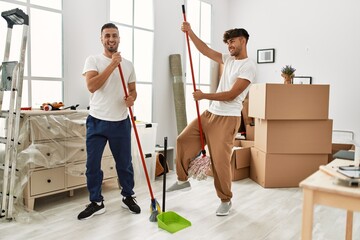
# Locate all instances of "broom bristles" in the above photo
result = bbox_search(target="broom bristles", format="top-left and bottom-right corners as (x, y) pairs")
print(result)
(149, 199), (161, 222)
(188, 154), (211, 181)
(149, 210), (159, 222)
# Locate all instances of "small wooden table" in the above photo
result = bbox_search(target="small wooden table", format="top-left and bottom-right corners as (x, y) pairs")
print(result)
(299, 159), (360, 240)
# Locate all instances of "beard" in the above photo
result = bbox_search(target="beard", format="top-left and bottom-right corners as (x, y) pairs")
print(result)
(229, 48), (239, 56)
(229, 46), (243, 58)
(107, 46), (118, 53)
(103, 41), (119, 53)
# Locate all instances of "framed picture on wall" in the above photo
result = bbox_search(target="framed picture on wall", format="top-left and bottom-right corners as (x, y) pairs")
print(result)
(257, 48), (275, 63)
(293, 76), (312, 84)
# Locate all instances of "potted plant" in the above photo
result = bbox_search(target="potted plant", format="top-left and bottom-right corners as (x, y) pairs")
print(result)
(281, 65), (296, 84)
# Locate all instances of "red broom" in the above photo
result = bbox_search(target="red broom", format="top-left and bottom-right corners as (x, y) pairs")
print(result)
(117, 64), (160, 222)
(182, 4), (211, 180)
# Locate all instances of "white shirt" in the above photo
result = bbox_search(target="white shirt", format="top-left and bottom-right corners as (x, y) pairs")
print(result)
(83, 54), (136, 121)
(208, 54), (256, 116)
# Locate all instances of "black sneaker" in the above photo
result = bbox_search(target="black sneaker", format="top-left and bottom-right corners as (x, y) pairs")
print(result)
(77, 201), (105, 220)
(121, 196), (141, 214)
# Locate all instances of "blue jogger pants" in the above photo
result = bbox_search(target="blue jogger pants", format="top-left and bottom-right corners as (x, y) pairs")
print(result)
(85, 115), (135, 202)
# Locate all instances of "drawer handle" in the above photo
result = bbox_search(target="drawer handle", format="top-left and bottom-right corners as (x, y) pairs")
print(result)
(81, 148), (85, 152)
(46, 153), (51, 156)
(47, 179), (51, 183)
(110, 167), (114, 170)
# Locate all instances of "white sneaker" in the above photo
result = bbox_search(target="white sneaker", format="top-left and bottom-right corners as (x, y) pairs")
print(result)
(166, 181), (191, 192)
(216, 201), (232, 216)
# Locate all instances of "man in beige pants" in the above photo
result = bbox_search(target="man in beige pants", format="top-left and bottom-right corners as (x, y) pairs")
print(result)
(167, 21), (256, 216)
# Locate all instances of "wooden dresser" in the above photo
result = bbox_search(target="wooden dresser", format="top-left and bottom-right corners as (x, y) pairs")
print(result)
(17, 110), (158, 210)
(19, 110), (117, 210)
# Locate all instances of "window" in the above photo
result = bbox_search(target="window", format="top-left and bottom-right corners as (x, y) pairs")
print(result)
(184, 0), (212, 123)
(109, 0), (154, 123)
(0, 0), (63, 109)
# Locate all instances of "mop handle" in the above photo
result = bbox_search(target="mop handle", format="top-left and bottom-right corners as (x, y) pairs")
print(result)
(117, 64), (155, 200)
(182, 5), (206, 157)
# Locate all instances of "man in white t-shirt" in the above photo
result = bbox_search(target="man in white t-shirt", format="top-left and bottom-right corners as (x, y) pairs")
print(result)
(167, 22), (256, 217)
(78, 23), (140, 220)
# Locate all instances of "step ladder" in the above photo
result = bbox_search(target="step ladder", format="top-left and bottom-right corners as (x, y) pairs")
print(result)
(0, 8), (29, 220)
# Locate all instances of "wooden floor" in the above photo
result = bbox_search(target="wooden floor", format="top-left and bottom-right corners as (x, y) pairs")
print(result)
(1, 172), (360, 240)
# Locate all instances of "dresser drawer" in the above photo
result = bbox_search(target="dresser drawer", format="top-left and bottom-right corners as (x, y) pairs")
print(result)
(27, 141), (66, 168)
(30, 167), (65, 196)
(67, 119), (86, 137)
(28, 115), (68, 141)
(66, 162), (86, 188)
(64, 140), (112, 163)
(66, 112), (88, 137)
(66, 158), (117, 188)
(64, 138), (87, 162)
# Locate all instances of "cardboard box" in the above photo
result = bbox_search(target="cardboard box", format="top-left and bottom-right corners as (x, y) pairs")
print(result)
(207, 140), (254, 181)
(233, 144), (251, 168)
(248, 83), (329, 120)
(250, 147), (328, 188)
(207, 165), (249, 182)
(241, 94), (254, 126)
(329, 143), (355, 162)
(254, 118), (332, 154)
(234, 139), (254, 148)
(332, 143), (354, 155)
(245, 124), (254, 140)
(232, 140), (254, 180)
(231, 167), (250, 181)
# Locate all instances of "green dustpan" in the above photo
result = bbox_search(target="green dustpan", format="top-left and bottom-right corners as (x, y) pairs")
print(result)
(157, 137), (191, 233)
(157, 211), (191, 233)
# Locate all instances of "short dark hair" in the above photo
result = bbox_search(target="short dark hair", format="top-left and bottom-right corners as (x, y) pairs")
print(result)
(223, 28), (249, 43)
(101, 23), (118, 33)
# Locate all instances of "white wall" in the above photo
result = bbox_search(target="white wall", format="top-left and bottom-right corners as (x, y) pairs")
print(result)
(63, 0), (106, 111)
(229, 0), (360, 145)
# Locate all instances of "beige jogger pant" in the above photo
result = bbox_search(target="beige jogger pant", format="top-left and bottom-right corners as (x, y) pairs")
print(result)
(175, 110), (241, 202)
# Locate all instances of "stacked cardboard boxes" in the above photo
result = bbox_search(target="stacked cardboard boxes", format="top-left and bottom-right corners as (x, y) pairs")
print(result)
(248, 83), (332, 187)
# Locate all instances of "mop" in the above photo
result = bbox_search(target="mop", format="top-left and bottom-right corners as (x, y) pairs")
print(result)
(182, 5), (211, 181)
(117, 64), (160, 222)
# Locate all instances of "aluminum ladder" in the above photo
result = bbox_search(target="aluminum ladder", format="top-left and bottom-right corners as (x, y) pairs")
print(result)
(0, 8), (29, 220)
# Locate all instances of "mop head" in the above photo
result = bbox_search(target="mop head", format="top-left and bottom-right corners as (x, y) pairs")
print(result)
(149, 198), (161, 222)
(188, 154), (211, 181)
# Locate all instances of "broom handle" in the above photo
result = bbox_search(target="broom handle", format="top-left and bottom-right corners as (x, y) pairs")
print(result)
(182, 5), (206, 157)
(162, 137), (168, 213)
(117, 64), (155, 200)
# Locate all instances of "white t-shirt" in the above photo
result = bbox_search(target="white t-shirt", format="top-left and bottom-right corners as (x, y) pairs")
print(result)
(83, 54), (136, 121)
(208, 54), (256, 116)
